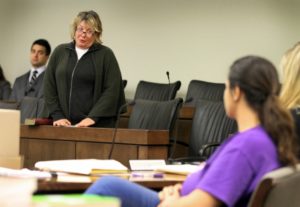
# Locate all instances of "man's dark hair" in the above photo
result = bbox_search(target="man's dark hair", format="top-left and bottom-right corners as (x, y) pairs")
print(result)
(32, 39), (51, 56)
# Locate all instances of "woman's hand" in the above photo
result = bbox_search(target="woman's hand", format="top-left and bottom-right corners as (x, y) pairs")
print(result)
(157, 184), (182, 207)
(75, 118), (95, 127)
(53, 119), (71, 127)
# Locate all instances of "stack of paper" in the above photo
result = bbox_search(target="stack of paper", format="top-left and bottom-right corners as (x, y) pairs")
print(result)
(0, 167), (52, 179)
(155, 163), (205, 175)
(129, 159), (166, 171)
(35, 159), (128, 176)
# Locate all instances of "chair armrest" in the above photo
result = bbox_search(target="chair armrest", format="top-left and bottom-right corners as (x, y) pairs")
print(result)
(198, 142), (221, 158)
(169, 139), (189, 147)
(168, 156), (205, 165)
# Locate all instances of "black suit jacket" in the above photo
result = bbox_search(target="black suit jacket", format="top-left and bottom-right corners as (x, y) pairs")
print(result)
(0, 80), (11, 100)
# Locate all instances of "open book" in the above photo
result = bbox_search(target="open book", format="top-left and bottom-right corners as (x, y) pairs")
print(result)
(35, 159), (128, 176)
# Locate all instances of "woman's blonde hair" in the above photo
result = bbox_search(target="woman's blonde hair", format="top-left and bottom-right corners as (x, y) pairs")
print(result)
(280, 42), (300, 109)
(70, 10), (103, 44)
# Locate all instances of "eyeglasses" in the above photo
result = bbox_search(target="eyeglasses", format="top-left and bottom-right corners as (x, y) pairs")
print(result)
(76, 27), (95, 37)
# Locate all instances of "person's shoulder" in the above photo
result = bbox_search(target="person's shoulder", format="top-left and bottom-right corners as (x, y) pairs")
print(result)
(50, 42), (73, 55)
(15, 71), (30, 81)
(93, 43), (114, 53)
(54, 42), (72, 51)
(231, 126), (272, 148)
(49, 42), (73, 60)
(220, 127), (277, 168)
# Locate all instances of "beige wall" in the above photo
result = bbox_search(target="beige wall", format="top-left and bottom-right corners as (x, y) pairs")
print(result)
(0, 0), (299, 98)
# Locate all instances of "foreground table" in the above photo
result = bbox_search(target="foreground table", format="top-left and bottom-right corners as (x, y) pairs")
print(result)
(37, 172), (186, 194)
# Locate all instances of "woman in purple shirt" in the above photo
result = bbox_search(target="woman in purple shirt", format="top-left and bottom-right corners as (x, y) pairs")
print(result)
(85, 56), (298, 207)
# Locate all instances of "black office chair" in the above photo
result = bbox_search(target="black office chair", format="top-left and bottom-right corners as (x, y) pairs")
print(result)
(128, 98), (183, 157)
(134, 80), (181, 101)
(185, 80), (225, 106)
(170, 99), (237, 162)
(128, 98), (183, 131)
(0, 100), (19, 110)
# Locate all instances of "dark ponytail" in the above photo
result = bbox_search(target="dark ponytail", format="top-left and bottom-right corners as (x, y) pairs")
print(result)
(259, 95), (298, 165)
(229, 56), (298, 166)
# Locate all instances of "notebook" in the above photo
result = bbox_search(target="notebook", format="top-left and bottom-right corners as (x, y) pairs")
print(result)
(155, 162), (205, 175)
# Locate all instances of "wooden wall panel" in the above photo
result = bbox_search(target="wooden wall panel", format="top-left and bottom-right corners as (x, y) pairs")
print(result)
(20, 138), (75, 169)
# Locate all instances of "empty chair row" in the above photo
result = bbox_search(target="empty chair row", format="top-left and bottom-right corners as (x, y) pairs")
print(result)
(131, 79), (225, 105)
(134, 80), (181, 101)
(125, 97), (236, 162)
(125, 79), (231, 161)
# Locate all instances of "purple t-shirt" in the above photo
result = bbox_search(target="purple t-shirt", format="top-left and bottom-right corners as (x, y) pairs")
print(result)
(181, 126), (280, 207)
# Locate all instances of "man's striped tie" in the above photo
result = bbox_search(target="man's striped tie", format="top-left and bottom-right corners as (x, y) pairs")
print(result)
(29, 70), (38, 88)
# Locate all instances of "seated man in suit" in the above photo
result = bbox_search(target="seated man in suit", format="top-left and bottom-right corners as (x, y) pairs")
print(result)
(10, 39), (51, 102)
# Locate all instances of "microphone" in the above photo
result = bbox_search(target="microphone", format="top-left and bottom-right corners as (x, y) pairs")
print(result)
(167, 99), (183, 161)
(108, 100), (136, 159)
(166, 71), (170, 84)
(166, 71), (171, 100)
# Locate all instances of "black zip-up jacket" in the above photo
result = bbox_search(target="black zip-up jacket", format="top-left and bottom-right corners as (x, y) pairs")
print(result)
(44, 41), (126, 127)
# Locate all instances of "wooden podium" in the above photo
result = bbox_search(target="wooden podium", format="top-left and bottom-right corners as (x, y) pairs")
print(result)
(20, 125), (169, 169)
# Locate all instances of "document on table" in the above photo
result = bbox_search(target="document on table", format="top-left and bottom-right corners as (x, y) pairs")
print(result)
(129, 159), (166, 171)
(35, 159), (128, 176)
(155, 162), (205, 175)
(0, 167), (52, 179)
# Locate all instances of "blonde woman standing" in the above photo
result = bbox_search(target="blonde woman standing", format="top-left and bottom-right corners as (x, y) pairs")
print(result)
(44, 10), (126, 128)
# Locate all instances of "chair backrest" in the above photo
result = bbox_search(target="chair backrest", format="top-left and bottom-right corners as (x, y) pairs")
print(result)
(0, 100), (19, 110)
(134, 80), (181, 101)
(185, 80), (225, 106)
(248, 164), (300, 207)
(189, 99), (237, 157)
(128, 98), (183, 132)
